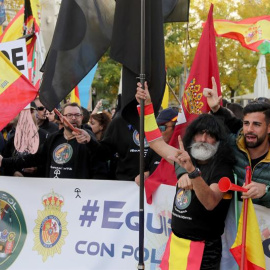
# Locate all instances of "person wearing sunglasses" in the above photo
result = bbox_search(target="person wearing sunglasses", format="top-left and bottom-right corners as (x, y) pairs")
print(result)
(135, 108), (178, 185)
(32, 98), (58, 135)
(1, 106), (48, 178)
(0, 103), (103, 179)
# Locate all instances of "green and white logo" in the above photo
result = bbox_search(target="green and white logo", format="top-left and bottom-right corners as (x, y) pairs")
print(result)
(0, 191), (27, 269)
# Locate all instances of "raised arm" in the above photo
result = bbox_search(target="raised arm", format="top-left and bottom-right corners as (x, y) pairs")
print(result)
(204, 76), (242, 133)
(135, 82), (180, 164)
(168, 136), (224, 210)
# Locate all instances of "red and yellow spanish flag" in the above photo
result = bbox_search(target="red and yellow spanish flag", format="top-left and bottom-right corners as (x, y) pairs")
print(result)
(160, 233), (205, 270)
(0, 51), (38, 131)
(214, 16), (270, 54)
(0, 6), (24, 42)
(0, 0), (40, 42)
(230, 199), (266, 270)
(70, 86), (81, 105)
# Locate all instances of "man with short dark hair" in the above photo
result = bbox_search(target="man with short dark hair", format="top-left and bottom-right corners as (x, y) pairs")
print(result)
(0, 103), (100, 179)
(204, 77), (270, 208)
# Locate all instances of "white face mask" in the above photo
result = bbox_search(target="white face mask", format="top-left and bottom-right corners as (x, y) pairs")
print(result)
(190, 141), (220, 161)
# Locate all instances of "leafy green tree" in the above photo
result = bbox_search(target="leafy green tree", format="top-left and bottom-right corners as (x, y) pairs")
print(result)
(92, 51), (121, 107)
(3, 0), (23, 23)
(172, 0), (270, 100)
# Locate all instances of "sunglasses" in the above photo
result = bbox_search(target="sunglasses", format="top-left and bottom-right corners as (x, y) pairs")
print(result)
(37, 106), (46, 111)
(158, 125), (175, 132)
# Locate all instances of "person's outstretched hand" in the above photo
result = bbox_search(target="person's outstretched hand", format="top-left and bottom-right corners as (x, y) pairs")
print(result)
(168, 136), (195, 174)
(135, 82), (152, 105)
(203, 77), (222, 113)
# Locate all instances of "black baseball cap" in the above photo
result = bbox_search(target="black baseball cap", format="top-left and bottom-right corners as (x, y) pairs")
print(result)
(156, 108), (178, 125)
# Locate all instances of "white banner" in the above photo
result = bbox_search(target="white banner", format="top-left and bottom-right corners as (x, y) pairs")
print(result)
(0, 39), (28, 78)
(0, 177), (270, 270)
(0, 177), (174, 270)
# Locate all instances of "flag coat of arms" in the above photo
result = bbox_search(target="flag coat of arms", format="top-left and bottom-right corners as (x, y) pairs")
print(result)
(214, 16), (270, 54)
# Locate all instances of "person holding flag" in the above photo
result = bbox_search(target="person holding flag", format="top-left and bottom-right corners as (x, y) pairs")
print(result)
(134, 107), (178, 185)
(136, 82), (235, 269)
(0, 103), (101, 179)
(204, 77), (270, 208)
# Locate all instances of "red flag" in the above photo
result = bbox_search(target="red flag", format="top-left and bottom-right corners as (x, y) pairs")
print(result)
(0, 51), (38, 131)
(145, 4), (222, 204)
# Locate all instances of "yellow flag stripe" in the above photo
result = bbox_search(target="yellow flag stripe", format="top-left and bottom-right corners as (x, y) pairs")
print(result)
(0, 8), (24, 42)
(231, 200), (266, 269)
(0, 52), (21, 95)
(214, 20), (270, 44)
(161, 84), (169, 109)
(145, 114), (159, 132)
(169, 233), (190, 269)
(30, 0), (41, 27)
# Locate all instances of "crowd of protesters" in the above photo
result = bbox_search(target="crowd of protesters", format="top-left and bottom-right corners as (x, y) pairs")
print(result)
(136, 80), (270, 269)
(0, 88), (270, 268)
(0, 93), (269, 184)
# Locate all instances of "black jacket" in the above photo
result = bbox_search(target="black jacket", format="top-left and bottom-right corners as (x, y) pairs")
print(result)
(2, 128), (102, 179)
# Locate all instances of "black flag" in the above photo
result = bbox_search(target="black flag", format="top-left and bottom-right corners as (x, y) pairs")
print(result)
(39, 0), (189, 111)
(39, 0), (115, 110)
(110, 0), (165, 128)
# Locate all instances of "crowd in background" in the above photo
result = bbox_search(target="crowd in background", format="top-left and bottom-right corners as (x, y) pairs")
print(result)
(0, 95), (269, 182)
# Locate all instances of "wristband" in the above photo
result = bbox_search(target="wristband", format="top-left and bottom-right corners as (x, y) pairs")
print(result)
(137, 103), (162, 142)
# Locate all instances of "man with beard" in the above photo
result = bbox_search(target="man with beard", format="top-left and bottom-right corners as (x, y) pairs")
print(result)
(0, 103), (100, 179)
(204, 77), (270, 208)
(136, 83), (235, 269)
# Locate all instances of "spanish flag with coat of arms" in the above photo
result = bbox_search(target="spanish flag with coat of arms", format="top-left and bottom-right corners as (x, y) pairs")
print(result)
(214, 16), (270, 54)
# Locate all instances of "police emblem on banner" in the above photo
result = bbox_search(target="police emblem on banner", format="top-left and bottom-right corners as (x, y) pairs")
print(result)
(33, 191), (68, 261)
(0, 191), (27, 270)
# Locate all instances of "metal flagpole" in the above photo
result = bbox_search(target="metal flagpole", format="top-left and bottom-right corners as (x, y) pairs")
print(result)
(138, 0), (145, 268)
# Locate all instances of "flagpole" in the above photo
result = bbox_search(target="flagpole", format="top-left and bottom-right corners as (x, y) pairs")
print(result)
(166, 81), (181, 105)
(240, 166), (251, 270)
(138, 0), (145, 269)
